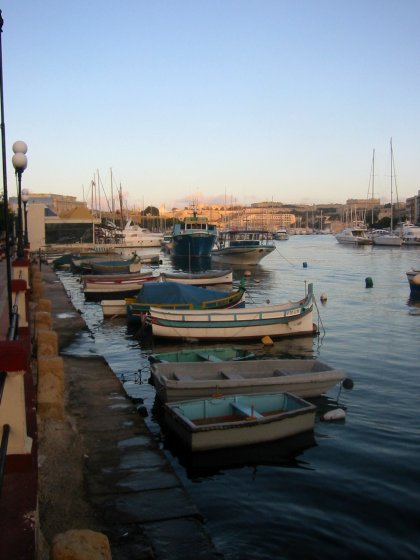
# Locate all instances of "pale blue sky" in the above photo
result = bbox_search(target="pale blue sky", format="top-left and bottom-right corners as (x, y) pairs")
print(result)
(2, 0), (420, 210)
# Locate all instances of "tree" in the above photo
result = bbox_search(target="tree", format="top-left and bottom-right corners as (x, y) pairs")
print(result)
(141, 206), (159, 217)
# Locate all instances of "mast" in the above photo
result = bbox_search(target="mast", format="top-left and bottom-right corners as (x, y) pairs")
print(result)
(390, 138), (394, 230)
(371, 149), (375, 225)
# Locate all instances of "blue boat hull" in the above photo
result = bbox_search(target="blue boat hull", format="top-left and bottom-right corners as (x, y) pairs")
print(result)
(170, 234), (216, 258)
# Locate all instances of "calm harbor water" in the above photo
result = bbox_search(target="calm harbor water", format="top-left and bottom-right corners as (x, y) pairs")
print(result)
(58, 236), (420, 560)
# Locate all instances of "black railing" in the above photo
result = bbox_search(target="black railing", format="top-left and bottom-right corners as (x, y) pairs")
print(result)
(0, 423), (10, 497)
(0, 372), (10, 498)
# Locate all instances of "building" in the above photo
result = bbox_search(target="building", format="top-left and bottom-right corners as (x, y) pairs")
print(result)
(406, 190), (420, 224)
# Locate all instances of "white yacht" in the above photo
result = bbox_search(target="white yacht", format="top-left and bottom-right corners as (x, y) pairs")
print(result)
(121, 220), (163, 247)
(396, 223), (420, 246)
(370, 229), (403, 247)
(336, 226), (372, 245)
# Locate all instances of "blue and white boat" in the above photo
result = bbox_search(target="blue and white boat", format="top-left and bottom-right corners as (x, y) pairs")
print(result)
(125, 281), (246, 323)
(170, 210), (217, 258)
(163, 392), (316, 451)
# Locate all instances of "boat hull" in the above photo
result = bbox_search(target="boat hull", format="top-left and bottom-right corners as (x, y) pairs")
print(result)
(163, 392), (316, 451)
(160, 269), (233, 285)
(170, 233), (216, 258)
(407, 270), (420, 296)
(211, 246), (275, 265)
(151, 358), (345, 402)
(150, 286), (316, 341)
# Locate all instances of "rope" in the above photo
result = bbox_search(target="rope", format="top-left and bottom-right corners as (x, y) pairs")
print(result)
(313, 295), (326, 336)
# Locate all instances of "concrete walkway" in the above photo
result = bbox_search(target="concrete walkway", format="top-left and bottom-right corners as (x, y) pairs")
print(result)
(37, 263), (223, 559)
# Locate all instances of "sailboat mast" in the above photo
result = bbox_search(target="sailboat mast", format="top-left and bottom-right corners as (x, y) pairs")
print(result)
(390, 138), (394, 230)
(371, 149), (375, 225)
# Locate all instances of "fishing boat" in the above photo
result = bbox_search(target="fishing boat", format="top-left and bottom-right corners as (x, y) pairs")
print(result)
(170, 210), (217, 258)
(211, 229), (276, 265)
(151, 357), (345, 402)
(335, 225), (372, 245)
(125, 281), (246, 323)
(82, 271), (158, 301)
(148, 346), (256, 364)
(150, 284), (316, 341)
(163, 392), (316, 451)
(407, 269), (420, 297)
(160, 269), (233, 286)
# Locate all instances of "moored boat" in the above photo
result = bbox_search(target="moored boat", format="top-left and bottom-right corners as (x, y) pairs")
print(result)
(148, 346), (256, 364)
(80, 254), (142, 275)
(407, 268), (420, 297)
(83, 272), (158, 301)
(336, 225), (372, 245)
(126, 281), (246, 323)
(396, 223), (420, 246)
(151, 357), (345, 402)
(160, 269), (233, 286)
(170, 210), (217, 258)
(150, 284), (316, 341)
(371, 229), (403, 246)
(163, 392), (316, 451)
(211, 229), (276, 265)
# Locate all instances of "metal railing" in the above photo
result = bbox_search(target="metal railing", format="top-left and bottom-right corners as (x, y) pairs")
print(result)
(0, 371), (10, 497)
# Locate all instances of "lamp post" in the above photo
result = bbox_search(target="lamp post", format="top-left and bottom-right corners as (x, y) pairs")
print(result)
(12, 140), (27, 258)
(21, 187), (29, 246)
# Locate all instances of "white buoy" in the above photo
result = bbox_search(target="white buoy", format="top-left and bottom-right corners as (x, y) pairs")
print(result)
(322, 408), (346, 421)
(320, 292), (327, 303)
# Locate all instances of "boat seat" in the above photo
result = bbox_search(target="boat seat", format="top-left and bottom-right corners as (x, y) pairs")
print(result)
(231, 402), (263, 418)
(220, 371), (243, 380)
(173, 373), (194, 381)
(196, 352), (223, 362)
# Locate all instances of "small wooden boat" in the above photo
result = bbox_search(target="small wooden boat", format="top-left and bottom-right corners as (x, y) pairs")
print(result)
(148, 346), (256, 364)
(150, 284), (316, 341)
(82, 272), (158, 301)
(126, 282), (246, 324)
(151, 358), (345, 402)
(407, 269), (420, 297)
(163, 392), (316, 451)
(79, 254), (142, 275)
(160, 269), (233, 286)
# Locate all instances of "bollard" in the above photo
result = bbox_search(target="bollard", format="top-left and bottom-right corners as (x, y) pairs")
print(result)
(37, 356), (64, 419)
(36, 298), (52, 313)
(51, 529), (111, 560)
(37, 329), (58, 356)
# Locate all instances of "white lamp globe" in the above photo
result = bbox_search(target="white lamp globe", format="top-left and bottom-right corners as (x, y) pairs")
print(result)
(21, 188), (29, 202)
(12, 140), (28, 154)
(12, 152), (28, 172)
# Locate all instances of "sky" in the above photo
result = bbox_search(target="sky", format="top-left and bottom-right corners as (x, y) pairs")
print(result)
(2, 0), (420, 211)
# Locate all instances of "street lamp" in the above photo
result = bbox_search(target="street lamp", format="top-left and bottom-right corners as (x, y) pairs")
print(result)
(12, 140), (27, 258)
(21, 187), (29, 246)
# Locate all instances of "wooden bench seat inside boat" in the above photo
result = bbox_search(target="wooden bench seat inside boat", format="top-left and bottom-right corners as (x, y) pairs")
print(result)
(230, 402), (263, 418)
(220, 371), (243, 380)
(173, 372), (195, 381)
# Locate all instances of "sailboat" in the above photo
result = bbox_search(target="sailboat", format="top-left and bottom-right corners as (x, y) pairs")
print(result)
(371, 139), (403, 247)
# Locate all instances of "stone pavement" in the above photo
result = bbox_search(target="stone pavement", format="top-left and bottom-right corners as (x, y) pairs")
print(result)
(37, 263), (223, 559)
